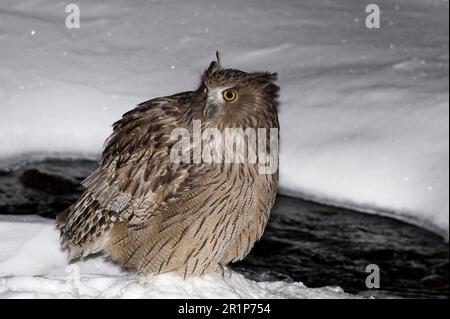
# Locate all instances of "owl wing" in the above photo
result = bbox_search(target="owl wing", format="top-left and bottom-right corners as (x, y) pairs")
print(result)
(59, 93), (196, 256)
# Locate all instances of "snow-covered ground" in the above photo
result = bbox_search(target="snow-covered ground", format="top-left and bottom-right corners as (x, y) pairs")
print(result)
(0, 0), (448, 236)
(0, 216), (355, 298)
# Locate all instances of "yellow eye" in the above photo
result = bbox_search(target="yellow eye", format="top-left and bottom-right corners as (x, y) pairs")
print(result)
(222, 90), (237, 102)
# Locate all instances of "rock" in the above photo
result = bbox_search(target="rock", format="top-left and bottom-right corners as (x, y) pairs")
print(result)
(421, 274), (449, 290)
(20, 169), (79, 194)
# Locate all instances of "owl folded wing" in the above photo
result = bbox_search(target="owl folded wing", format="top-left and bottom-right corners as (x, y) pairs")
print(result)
(59, 95), (195, 252)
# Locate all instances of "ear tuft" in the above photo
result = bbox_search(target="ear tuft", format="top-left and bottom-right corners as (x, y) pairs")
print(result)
(253, 72), (277, 82)
(267, 72), (278, 81)
(202, 51), (222, 80)
(215, 51), (221, 67)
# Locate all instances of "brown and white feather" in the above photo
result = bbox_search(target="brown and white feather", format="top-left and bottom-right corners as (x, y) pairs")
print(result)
(58, 55), (279, 276)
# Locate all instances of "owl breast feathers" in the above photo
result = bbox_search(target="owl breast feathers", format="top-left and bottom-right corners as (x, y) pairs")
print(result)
(57, 53), (280, 276)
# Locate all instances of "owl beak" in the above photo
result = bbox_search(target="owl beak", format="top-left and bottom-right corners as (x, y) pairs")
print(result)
(203, 101), (220, 118)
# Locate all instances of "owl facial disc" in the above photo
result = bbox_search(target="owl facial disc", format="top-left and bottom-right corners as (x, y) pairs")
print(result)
(203, 87), (227, 118)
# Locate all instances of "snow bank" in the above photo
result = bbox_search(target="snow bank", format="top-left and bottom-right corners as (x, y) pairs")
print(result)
(0, 216), (355, 299)
(0, 0), (448, 236)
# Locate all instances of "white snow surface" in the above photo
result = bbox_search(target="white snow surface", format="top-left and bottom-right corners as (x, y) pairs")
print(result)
(0, 216), (356, 299)
(0, 0), (448, 238)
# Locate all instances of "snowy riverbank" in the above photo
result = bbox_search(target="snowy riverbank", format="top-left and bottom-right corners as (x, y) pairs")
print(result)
(0, 215), (356, 299)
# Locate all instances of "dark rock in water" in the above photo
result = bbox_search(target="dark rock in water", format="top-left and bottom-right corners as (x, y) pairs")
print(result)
(0, 157), (448, 299)
(420, 274), (449, 290)
(20, 169), (78, 194)
(0, 158), (96, 218)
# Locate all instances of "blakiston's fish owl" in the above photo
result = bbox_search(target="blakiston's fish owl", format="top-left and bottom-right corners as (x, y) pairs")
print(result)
(57, 53), (279, 276)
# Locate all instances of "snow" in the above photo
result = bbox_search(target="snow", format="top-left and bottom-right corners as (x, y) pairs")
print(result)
(0, 0), (448, 238)
(0, 216), (356, 299)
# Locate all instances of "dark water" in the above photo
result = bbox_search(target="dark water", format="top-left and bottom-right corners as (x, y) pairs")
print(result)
(0, 158), (448, 298)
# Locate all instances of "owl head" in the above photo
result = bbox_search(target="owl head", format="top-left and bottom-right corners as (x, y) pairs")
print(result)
(193, 52), (279, 128)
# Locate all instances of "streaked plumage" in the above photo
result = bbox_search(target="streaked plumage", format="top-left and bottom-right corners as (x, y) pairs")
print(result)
(57, 53), (280, 276)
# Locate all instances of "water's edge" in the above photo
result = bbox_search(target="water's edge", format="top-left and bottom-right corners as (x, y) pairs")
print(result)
(0, 156), (448, 298)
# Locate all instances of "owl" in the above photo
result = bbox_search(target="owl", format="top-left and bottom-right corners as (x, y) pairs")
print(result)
(57, 53), (280, 277)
